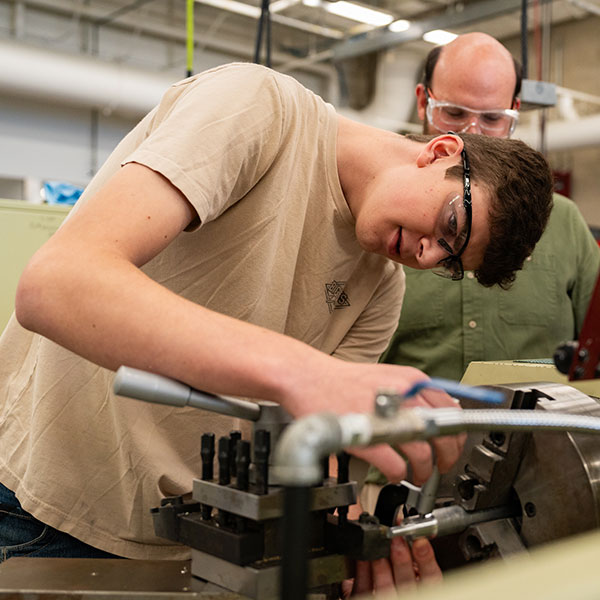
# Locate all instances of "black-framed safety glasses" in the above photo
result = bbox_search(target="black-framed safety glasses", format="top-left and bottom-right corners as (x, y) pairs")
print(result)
(432, 145), (472, 281)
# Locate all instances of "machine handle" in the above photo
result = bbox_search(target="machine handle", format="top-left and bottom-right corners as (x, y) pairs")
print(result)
(405, 378), (506, 404)
(113, 366), (261, 421)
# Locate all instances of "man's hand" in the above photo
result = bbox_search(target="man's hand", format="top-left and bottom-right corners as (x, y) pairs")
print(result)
(342, 537), (442, 597)
(285, 360), (466, 486)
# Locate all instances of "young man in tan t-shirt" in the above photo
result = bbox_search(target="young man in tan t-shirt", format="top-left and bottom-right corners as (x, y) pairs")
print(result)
(0, 63), (552, 591)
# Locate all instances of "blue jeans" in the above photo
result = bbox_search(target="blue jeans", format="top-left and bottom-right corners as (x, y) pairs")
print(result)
(0, 482), (120, 561)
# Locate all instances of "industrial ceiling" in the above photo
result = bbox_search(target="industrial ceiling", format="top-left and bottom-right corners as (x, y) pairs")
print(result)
(1, 0), (595, 76)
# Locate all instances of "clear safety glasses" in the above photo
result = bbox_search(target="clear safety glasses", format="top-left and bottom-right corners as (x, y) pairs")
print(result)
(426, 92), (519, 138)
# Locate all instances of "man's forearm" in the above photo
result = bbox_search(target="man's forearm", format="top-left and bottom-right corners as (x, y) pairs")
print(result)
(15, 241), (332, 410)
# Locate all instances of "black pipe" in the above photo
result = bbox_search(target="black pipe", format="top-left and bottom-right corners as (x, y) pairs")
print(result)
(280, 486), (310, 600)
(265, 0), (272, 68)
(521, 0), (528, 79)
(254, 0), (272, 67)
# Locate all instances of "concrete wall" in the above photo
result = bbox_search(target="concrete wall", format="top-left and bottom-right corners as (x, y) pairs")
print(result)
(0, 95), (135, 192)
(504, 15), (600, 227)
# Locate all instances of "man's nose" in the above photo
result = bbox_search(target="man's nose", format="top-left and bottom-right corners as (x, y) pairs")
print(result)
(465, 118), (482, 134)
(418, 237), (450, 269)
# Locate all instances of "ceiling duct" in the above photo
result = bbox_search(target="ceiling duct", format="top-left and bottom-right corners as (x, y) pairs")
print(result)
(2, 40), (598, 149)
(0, 40), (175, 118)
(334, 47), (423, 132)
(515, 114), (600, 152)
(0, 38), (419, 132)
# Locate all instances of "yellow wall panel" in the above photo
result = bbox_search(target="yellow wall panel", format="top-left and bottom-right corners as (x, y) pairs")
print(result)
(0, 199), (69, 332)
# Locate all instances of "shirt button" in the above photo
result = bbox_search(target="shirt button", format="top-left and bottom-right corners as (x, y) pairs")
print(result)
(467, 271), (475, 279)
(469, 320), (477, 328)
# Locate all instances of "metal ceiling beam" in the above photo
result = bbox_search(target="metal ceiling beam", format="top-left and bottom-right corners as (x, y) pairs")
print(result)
(567, 0), (600, 16)
(332, 0), (524, 61)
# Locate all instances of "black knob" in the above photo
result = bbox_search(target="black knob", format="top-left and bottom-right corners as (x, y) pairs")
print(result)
(218, 436), (231, 486)
(554, 341), (577, 375)
(254, 429), (271, 495)
(229, 431), (242, 477)
(201, 433), (215, 481)
(236, 440), (251, 491)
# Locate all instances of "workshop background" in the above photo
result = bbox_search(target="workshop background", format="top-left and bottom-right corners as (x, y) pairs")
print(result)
(1, 3), (600, 599)
(0, 0), (599, 218)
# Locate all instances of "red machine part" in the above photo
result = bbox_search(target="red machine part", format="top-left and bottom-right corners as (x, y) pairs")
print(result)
(568, 270), (600, 380)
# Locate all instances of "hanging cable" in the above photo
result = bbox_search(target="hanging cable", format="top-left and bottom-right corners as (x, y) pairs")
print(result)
(540, 0), (553, 155)
(533, 0), (546, 153)
(186, 0), (194, 77)
(254, 0), (272, 67)
(534, 0), (542, 80)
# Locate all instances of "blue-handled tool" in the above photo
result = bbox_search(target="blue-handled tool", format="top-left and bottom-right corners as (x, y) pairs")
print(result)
(404, 377), (505, 404)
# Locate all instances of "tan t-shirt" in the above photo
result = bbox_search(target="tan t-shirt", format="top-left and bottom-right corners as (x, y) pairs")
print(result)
(0, 63), (404, 559)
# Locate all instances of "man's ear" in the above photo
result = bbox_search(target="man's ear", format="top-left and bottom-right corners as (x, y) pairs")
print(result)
(416, 134), (464, 167)
(512, 97), (521, 110)
(415, 83), (427, 123)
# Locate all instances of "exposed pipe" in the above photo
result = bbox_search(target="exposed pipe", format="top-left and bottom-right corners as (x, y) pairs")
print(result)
(567, 0), (600, 17)
(1, 39), (598, 147)
(0, 39), (174, 118)
(515, 113), (600, 152)
(273, 407), (600, 486)
(0, 39), (419, 133)
(521, 0), (529, 79)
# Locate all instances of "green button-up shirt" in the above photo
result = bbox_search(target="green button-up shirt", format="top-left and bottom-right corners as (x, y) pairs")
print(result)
(381, 194), (600, 381)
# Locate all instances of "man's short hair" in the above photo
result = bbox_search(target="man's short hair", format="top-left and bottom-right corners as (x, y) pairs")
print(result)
(422, 45), (523, 102)
(406, 133), (554, 288)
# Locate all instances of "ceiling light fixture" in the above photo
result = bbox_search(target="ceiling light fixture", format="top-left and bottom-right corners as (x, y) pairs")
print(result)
(422, 29), (458, 45)
(388, 19), (410, 33)
(324, 1), (394, 27)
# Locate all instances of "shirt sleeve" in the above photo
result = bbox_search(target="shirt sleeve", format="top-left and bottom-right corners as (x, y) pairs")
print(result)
(123, 64), (285, 226)
(332, 264), (405, 363)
